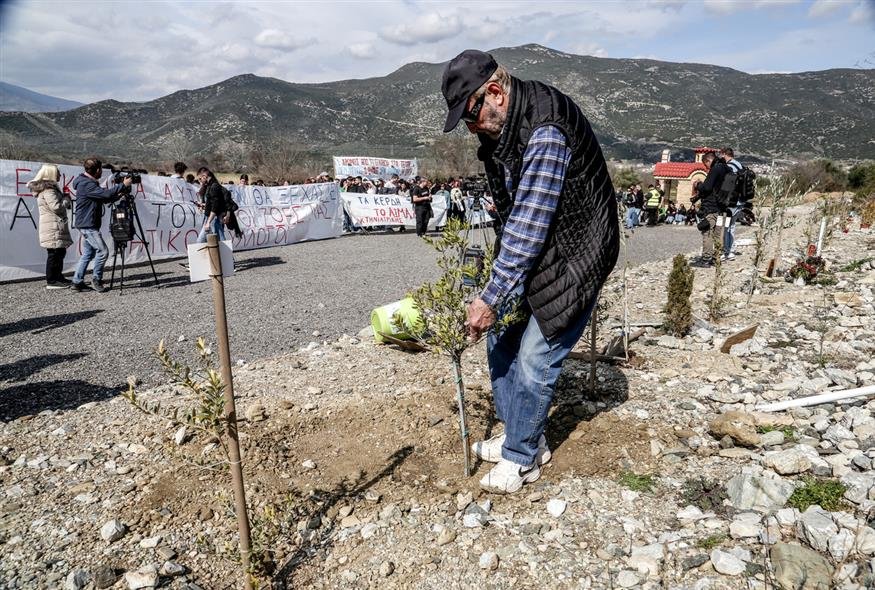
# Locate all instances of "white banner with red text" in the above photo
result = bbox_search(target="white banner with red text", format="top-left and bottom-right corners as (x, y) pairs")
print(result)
(339, 192), (492, 230)
(332, 156), (418, 181)
(0, 159), (343, 281)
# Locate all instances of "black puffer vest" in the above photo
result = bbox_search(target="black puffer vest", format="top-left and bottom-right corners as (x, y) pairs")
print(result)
(479, 77), (619, 340)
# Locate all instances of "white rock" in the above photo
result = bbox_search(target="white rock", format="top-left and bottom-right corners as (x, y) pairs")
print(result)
(463, 513), (484, 528)
(829, 529), (856, 561)
(855, 526), (875, 555)
(616, 570), (640, 587)
(628, 543), (664, 576)
(710, 549), (746, 576)
(730, 512), (763, 539)
(301, 459), (316, 470)
(159, 561), (186, 576)
(824, 423), (856, 445)
(64, 570), (89, 590)
(762, 447), (812, 475)
(676, 505), (707, 522)
(798, 506), (838, 552)
(546, 498), (567, 517)
(99, 519), (126, 543)
(124, 565), (159, 590)
(173, 426), (189, 446)
(775, 508), (800, 527)
(478, 551), (499, 570)
(360, 523), (378, 539)
(139, 535), (161, 549)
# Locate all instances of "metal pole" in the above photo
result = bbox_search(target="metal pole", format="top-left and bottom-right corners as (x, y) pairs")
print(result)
(206, 234), (253, 589)
(452, 358), (471, 477)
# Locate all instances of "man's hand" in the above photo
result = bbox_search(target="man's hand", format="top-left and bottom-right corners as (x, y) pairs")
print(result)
(466, 297), (496, 340)
(123, 177), (133, 187)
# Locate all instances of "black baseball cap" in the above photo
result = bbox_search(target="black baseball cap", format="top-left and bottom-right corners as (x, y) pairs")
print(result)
(441, 49), (498, 132)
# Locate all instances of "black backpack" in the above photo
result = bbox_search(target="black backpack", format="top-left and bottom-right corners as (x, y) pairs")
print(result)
(735, 168), (757, 204)
(623, 191), (636, 206)
(716, 170), (738, 209)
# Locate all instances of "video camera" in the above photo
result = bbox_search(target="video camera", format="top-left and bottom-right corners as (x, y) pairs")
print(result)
(462, 174), (489, 198)
(113, 168), (142, 186)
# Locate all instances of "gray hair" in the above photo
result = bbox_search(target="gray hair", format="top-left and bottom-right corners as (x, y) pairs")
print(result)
(475, 64), (511, 96)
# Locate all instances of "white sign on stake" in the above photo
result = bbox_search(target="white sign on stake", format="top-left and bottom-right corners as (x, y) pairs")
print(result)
(187, 240), (234, 282)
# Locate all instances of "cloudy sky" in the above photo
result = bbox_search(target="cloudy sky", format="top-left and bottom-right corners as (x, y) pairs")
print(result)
(1, 0), (873, 104)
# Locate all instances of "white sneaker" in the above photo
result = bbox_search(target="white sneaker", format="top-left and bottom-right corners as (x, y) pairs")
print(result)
(479, 459), (540, 494)
(721, 252), (736, 261)
(471, 432), (551, 465)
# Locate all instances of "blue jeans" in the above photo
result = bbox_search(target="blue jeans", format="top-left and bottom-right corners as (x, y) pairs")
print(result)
(487, 292), (597, 466)
(624, 207), (639, 228)
(723, 204), (743, 253)
(73, 229), (109, 284)
(197, 217), (226, 243)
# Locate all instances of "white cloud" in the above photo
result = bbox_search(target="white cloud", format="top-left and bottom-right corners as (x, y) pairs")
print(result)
(808, 0), (844, 17)
(849, 0), (875, 24)
(571, 43), (607, 58)
(705, 0), (801, 14)
(347, 42), (376, 59)
(253, 29), (313, 51)
(379, 12), (464, 45)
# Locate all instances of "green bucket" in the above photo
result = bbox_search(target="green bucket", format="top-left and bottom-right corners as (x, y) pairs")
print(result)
(370, 297), (420, 343)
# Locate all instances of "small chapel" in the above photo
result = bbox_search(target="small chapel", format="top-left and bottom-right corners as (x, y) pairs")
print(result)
(652, 147), (715, 206)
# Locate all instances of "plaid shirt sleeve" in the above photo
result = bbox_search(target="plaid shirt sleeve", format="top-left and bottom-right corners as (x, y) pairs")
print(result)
(481, 125), (571, 308)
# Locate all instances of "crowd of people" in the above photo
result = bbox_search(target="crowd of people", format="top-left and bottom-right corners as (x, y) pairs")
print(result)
(618, 183), (698, 227)
(613, 147), (756, 267)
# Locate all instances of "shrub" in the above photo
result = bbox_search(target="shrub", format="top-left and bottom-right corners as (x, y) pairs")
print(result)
(663, 254), (694, 337)
(787, 477), (848, 512)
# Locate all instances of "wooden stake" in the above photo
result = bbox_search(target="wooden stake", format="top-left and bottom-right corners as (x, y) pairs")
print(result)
(589, 303), (597, 394)
(452, 358), (471, 477)
(206, 234), (253, 589)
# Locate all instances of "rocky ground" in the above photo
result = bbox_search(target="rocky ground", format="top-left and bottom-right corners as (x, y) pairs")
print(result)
(2, 204), (874, 589)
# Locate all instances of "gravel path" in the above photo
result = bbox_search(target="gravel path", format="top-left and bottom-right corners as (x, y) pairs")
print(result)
(0, 225), (703, 419)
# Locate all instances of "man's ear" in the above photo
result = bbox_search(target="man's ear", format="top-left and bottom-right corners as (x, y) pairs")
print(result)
(487, 81), (504, 105)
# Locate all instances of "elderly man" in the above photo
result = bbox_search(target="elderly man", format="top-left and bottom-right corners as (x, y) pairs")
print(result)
(441, 50), (619, 493)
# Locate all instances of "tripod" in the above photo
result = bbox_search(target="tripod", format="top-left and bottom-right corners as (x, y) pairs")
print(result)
(109, 194), (160, 295)
(459, 193), (494, 288)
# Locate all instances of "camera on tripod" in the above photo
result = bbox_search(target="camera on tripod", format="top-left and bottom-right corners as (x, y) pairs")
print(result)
(113, 168), (142, 187)
(110, 195), (135, 243)
(462, 174), (488, 197)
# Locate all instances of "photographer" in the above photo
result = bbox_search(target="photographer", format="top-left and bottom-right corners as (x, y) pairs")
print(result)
(195, 167), (227, 243)
(70, 157), (132, 293)
(689, 151), (729, 267)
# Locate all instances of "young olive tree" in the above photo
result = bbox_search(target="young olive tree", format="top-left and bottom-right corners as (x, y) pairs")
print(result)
(392, 217), (519, 476)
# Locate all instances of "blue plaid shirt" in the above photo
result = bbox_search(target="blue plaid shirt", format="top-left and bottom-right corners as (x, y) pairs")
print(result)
(481, 125), (571, 308)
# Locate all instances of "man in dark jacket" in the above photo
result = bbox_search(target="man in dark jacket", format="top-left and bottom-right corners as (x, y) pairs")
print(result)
(689, 151), (729, 266)
(71, 158), (131, 292)
(442, 50), (619, 494)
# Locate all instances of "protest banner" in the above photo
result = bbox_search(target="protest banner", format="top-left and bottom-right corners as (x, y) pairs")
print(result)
(0, 159), (343, 282)
(332, 156), (418, 181)
(339, 193), (491, 231)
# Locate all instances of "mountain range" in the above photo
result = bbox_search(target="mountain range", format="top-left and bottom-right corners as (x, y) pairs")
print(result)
(0, 82), (83, 113)
(0, 44), (872, 164)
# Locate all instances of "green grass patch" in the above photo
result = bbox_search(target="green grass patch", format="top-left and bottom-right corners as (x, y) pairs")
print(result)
(787, 477), (848, 512)
(838, 257), (873, 272)
(618, 471), (657, 493)
(756, 425), (796, 441)
(696, 533), (727, 551)
(681, 477), (728, 514)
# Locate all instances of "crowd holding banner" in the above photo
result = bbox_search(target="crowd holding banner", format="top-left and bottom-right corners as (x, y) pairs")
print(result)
(0, 159), (343, 281)
(1, 156), (491, 282)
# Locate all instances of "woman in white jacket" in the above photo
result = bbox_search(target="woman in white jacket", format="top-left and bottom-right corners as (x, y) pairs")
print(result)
(28, 164), (72, 289)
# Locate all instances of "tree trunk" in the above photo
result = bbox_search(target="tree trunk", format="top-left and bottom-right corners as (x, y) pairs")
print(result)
(451, 357), (472, 477)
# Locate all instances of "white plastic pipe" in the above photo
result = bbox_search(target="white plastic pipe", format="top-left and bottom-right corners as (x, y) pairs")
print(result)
(815, 217), (828, 256)
(756, 384), (875, 412)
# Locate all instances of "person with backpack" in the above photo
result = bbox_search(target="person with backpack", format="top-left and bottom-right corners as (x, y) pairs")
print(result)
(719, 147), (754, 260)
(195, 167), (227, 243)
(689, 151), (730, 266)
